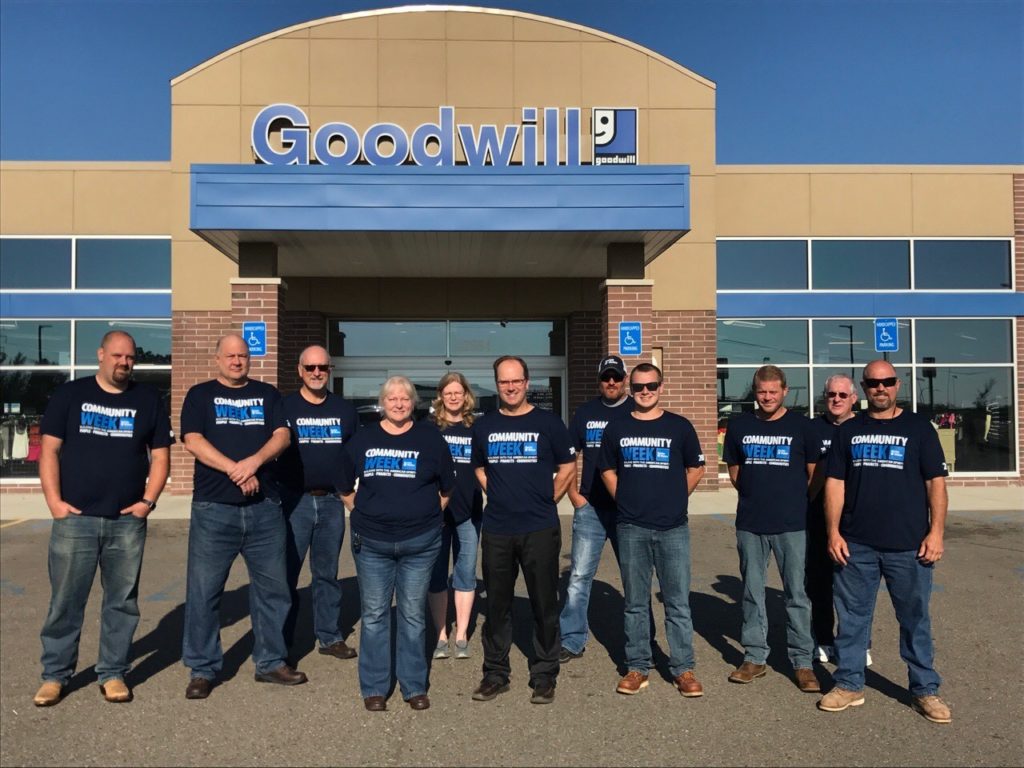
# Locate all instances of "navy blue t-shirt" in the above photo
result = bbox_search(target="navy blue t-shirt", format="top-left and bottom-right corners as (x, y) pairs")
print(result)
(826, 410), (948, 551)
(434, 421), (483, 526)
(278, 391), (358, 493)
(180, 379), (287, 504)
(40, 377), (174, 518)
(471, 407), (575, 535)
(597, 411), (705, 530)
(722, 410), (816, 534)
(340, 421), (456, 542)
(569, 395), (634, 514)
(806, 415), (839, 520)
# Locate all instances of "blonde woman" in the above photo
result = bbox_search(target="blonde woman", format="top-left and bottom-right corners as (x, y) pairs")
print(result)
(427, 373), (483, 660)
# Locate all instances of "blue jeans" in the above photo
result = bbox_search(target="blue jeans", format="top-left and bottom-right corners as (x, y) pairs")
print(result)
(283, 492), (346, 648)
(559, 502), (618, 654)
(39, 515), (147, 685)
(352, 526), (442, 700)
(736, 529), (814, 668)
(832, 541), (941, 696)
(182, 499), (291, 679)
(429, 517), (480, 594)
(617, 522), (695, 678)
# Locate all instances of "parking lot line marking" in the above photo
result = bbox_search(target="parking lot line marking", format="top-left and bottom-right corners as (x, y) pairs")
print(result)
(0, 519), (29, 529)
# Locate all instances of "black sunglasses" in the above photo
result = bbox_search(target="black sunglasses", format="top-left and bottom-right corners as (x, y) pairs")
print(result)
(600, 371), (625, 383)
(302, 364), (332, 373)
(826, 391), (853, 400)
(630, 381), (660, 393)
(863, 376), (898, 388)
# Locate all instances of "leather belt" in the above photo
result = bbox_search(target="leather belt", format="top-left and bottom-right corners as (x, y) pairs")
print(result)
(307, 489), (332, 497)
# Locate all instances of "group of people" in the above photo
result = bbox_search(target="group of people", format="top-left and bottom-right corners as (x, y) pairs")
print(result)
(32, 331), (952, 724)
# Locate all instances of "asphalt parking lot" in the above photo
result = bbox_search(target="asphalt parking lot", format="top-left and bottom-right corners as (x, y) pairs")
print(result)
(1, 508), (1022, 767)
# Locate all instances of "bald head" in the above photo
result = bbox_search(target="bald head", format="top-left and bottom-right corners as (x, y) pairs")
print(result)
(298, 345), (329, 367)
(214, 334), (250, 386)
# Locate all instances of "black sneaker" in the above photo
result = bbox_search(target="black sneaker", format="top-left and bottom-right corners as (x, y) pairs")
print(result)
(530, 685), (555, 704)
(559, 647), (584, 663)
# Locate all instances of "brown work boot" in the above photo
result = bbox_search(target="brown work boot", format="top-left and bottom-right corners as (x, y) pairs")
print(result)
(794, 667), (821, 693)
(616, 671), (649, 695)
(912, 695), (952, 724)
(728, 661), (767, 684)
(99, 678), (132, 703)
(33, 681), (63, 707)
(673, 670), (704, 698)
(817, 686), (866, 712)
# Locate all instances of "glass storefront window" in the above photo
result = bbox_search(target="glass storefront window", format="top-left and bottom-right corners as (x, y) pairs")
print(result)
(915, 319), (1012, 364)
(0, 370), (70, 480)
(717, 240), (808, 290)
(75, 320), (172, 365)
(0, 239), (72, 289)
(717, 320), (808, 365)
(811, 241), (910, 289)
(75, 368), (172, 413)
(914, 240), (1012, 290)
(0, 321), (72, 366)
(75, 239), (172, 289)
(811, 319), (911, 366)
(450, 321), (565, 356)
(329, 322), (447, 357)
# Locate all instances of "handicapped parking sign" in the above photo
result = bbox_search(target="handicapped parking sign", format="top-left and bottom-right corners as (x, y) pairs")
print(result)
(874, 318), (898, 353)
(243, 321), (267, 357)
(619, 321), (642, 356)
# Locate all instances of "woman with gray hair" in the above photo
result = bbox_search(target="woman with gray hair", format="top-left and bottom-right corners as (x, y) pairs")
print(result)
(339, 376), (455, 712)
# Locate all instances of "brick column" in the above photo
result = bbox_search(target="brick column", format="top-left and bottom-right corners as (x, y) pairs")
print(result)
(230, 278), (286, 388)
(567, 310), (602, 416)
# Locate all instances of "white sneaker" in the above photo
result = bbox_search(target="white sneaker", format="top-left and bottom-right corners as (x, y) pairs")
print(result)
(866, 648), (873, 667)
(815, 645), (835, 664)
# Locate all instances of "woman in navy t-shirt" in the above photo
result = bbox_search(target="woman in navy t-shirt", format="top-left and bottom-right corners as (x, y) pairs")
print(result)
(426, 373), (484, 661)
(340, 376), (455, 712)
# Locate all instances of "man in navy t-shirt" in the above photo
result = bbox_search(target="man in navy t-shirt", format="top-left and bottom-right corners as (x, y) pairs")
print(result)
(279, 345), (358, 662)
(723, 364), (819, 693)
(818, 360), (951, 724)
(598, 363), (706, 698)
(470, 355), (576, 705)
(34, 330), (173, 707)
(558, 354), (633, 663)
(180, 333), (304, 699)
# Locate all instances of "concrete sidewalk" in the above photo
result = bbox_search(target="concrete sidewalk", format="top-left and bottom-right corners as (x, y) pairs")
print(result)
(1, 483), (1019, 521)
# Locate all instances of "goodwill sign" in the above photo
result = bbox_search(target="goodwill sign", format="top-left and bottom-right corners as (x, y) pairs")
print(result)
(251, 105), (638, 167)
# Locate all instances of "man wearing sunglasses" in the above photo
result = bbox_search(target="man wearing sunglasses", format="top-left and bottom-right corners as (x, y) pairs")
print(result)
(722, 365), (819, 694)
(598, 363), (706, 697)
(558, 355), (634, 664)
(279, 346), (359, 662)
(819, 360), (951, 724)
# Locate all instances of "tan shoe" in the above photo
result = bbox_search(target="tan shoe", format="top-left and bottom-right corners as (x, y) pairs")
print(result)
(33, 681), (63, 707)
(674, 670), (704, 697)
(100, 678), (132, 703)
(616, 671), (649, 695)
(912, 695), (952, 724)
(728, 661), (767, 683)
(817, 686), (865, 712)
(794, 667), (821, 693)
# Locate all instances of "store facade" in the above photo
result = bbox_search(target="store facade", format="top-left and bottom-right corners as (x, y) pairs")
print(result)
(1, 5), (1021, 493)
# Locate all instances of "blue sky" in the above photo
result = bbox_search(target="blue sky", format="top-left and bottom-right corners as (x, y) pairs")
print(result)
(1, 0), (1021, 163)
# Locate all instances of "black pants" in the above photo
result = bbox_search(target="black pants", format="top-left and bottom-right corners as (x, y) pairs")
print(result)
(805, 514), (835, 645)
(480, 525), (561, 688)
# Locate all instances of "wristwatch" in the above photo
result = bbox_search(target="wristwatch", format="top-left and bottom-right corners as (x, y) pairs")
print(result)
(141, 498), (157, 512)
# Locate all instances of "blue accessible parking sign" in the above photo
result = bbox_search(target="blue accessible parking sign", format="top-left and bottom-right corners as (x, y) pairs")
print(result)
(243, 321), (267, 357)
(619, 321), (642, 356)
(874, 318), (898, 353)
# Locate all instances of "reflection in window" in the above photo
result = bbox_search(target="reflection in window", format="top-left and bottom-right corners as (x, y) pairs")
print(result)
(717, 240), (808, 290)
(76, 239), (171, 289)
(811, 319), (910, 366)
(914, 240), (1011, 290)
(0, 239), (72, 289)
(0, 321), (72, 366)
(0, 370), (70, 480)
(717, 320), (808, 365)
(330, 322), (447, 357)
(915, 366), (1015, 472)
(75, 321), (172, 365)
(915, 319), (1012, 364)
(812, 241), (910, 289)
(450, 321), (565, 356)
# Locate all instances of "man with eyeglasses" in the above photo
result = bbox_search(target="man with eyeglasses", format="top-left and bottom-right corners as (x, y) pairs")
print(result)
(819, 360), (951, 724)
(558, 355), (634, 664)
(470, 355), (576, 705)
(806, 374), (867, 666)
(278, 346), (359, 662)
(722, 364), (819, 694)
(599, 363), (706, 697)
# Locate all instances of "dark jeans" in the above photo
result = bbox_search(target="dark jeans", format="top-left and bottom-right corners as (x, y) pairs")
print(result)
(480, 525), (561, 689)
(806, 513), (836, 645)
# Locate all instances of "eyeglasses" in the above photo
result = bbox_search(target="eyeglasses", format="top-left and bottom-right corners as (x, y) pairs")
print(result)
(826, 391), (853, 400)
(442, 391), (465, 399)
(497, 379), (525, 387)
(302, 364), (332, 373)
(630, 381), (660, 393)
(863, 377), (898, 389)
(600, 372), (625, 383)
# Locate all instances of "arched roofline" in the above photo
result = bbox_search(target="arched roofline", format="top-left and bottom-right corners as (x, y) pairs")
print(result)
(171, 4), (715, 90)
